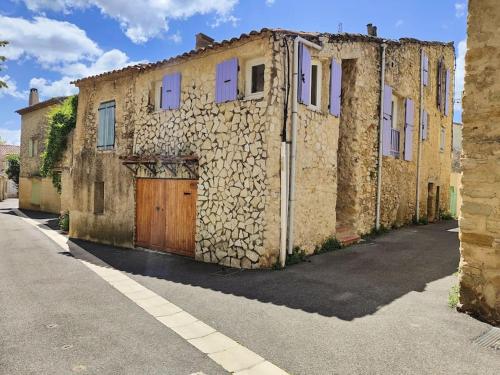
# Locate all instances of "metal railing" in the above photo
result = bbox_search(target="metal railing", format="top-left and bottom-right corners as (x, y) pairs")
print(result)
(390, 128), (400, 157)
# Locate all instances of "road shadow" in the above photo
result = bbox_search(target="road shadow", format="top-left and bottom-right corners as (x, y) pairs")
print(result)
(64, 220), (459, 321)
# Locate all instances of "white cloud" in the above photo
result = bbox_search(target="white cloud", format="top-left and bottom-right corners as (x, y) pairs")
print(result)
(0, 15), (101, 65)
(455, 2), (466, 18)
(395, 19), (404, 28)
(454, 39), (466, 114)
(168, 31), (182, 44)
(265, 0), (275, 6)
(210, 14), (240, 28)
(0, 128), (21, 145)
(29, 76), (78, 98)
(0, 75), (27, 99)
(20, 0), (239, 44)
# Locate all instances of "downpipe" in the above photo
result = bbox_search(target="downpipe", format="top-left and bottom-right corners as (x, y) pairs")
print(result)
(375, 42), (387, 230)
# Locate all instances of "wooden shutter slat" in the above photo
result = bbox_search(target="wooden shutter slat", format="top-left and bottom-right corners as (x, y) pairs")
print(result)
(382, 85), (393, 156)
(298, 43), (311, 105)
(404, 98), (414, 161)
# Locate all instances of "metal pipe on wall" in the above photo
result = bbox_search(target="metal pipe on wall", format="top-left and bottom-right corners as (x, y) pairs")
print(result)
(375, 42), (387, 230)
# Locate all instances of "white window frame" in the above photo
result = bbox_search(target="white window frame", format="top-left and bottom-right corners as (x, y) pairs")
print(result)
(244, 57), (266, 100)
(308, 60), (322, 111)
(154, 80), (162, 111)
(391, 94), (399, 129)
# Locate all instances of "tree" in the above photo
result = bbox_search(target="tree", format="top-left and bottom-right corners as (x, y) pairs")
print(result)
(0, 41), (8, 89)
(5, 154), (20, 187)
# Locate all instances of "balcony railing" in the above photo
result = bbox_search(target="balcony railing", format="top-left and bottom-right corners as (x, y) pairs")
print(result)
(390, 128), (400, 157)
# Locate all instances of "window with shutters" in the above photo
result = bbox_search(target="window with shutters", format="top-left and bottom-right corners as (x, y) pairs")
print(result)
(309, 61), (322, 110)
(97, 101), (115, 150)
(216, 58), (238, 103)
(245, 57), (265, 99)
(389, 94), (402, 157)
(28, 138), (38, 157)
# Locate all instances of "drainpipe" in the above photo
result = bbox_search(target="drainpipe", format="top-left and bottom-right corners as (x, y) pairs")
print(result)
(375, 42), (387, 230)
(286, 36), (322, 258)
(415, 48), (424, 222)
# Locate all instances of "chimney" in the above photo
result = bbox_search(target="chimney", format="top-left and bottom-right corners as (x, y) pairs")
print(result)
(367, 23), (378, 37)
(195, 33), (214, 50)
(29, 88), (39, 106)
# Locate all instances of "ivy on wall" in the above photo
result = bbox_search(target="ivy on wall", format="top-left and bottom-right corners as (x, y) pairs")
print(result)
(40, 95), (78, 192)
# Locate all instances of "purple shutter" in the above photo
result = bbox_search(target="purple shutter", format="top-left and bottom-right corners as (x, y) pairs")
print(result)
(330, 59), (342, 116)
(404, 98), (414, 161)
(422, 53), (429, 86)
(216, 58), (238, 103)
(445, 69), (450, 116)
(421, 109), (428, 140)
(382, 85), (393, 156)
(298, 43), (311, 105)
(162, 72), (181, 110)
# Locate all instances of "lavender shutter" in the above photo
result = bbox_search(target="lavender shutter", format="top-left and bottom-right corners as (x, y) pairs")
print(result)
(216, 58), (238, 103)
(445, 69), (450, 116)
(298, 43), (311, 105)
(330, 59), (342, 116)
(404, 98), (414, 161)
(382, 85), (393, 156)
(421, 109), (428, 140)
(422, 53), (429, 86)
(162, 73), (181, 110)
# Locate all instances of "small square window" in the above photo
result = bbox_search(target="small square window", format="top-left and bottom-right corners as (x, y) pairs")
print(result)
(245, 58), (265, 98)
(251, 64), (265, 94)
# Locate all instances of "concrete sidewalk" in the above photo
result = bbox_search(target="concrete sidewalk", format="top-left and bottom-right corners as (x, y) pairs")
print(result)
(5, 198), (500, 374)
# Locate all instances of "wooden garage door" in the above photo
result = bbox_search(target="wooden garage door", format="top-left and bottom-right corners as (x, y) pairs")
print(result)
(136, 178), (197, 257)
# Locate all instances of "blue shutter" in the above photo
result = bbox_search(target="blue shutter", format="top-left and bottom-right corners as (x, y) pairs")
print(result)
(215, 58), (238, 103)
(98, 107), (105, 147)
(162, 73), (181, 110)
(298, 43), (311, 105)
(404, 98), (414, 161)
(330, 59), (342, 116)
(107, 103), (115, 147)
(382, 85), (393, 156)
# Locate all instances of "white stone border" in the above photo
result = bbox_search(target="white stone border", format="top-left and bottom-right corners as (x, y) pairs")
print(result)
(13, 209), (288, 375)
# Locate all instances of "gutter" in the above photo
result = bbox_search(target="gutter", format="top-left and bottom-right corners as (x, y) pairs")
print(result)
(416, 48), (425, 222)
(282, 36), (322, 264)
(375, 42), (387, 230)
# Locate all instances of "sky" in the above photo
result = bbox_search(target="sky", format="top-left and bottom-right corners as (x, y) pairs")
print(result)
(0, 0), (467, 145)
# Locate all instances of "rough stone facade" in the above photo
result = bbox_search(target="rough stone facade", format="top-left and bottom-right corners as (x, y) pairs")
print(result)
(17, 100), (63, 214)
(68, 29), (454, 268)
(459, 0), (500, 325)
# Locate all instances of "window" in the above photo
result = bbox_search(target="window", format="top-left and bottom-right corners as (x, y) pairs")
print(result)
(390, 94), (401, 157)
(245, 58), (265, 98)
(440, 127), (446, 152)
(94, 181), (104, 214)
(309, 62), (322, 109)
(97, 101), (115, 150)
(28, 138), (38, 157)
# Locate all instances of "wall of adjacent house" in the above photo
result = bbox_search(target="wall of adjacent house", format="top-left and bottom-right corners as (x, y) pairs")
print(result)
(19, 105), (62, 213)
(381, 42), (455, 227)
(459, 0), (500, 325)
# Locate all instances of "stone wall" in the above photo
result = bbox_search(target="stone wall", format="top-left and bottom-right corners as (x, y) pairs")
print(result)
(459, 0), (500, 325)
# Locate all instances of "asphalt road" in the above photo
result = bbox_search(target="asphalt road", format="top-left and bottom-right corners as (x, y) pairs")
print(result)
(1, 198), (499, 374)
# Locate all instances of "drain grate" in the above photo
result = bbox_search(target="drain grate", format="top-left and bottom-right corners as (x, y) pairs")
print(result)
(473, 327), (500, 351)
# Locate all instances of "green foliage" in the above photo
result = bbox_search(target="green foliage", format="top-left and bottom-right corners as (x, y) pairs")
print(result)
(5, 154), (20, 186)
(315, 236), (342, 254)
(59, 211), (69, 232)
(448, 284), (460, 309)
(0, 41), (8, 89)
(440, 211), (454, 220)
(40, 95), (78, 192)
(286, 246), (308, 265)
(412, 216), (429, 225)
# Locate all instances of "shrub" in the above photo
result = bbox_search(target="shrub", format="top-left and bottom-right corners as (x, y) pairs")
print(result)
(440, 211), (454, 220)
(286, 246), (308, 266)
(315, 236), (342, 254)
(59, 211), (69, 232)
(5, 154), (20, 187)
(40, 95), (78, 192)
(448, 284), (459, 309)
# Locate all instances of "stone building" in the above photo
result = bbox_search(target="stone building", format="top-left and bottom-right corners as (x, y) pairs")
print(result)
(459, 0), (500, 325)
(0, 144), (20, 200)
(16, 89), (67, 214)
(450, 122), (462, 218)
(67, 28), (454, 268)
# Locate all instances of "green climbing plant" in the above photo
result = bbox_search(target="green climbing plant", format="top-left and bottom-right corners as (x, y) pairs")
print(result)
(40, 95), (78, 192)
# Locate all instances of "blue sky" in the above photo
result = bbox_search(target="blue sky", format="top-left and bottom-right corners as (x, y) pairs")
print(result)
(0, 0), (467, 145)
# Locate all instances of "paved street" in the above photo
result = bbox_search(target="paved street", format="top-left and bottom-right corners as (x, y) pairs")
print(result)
(1, 198), (498, 374)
